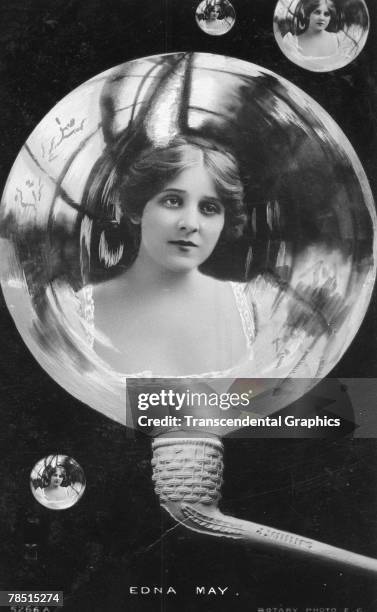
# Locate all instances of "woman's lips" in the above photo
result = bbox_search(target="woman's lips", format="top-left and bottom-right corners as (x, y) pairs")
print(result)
(169, 240), (198, 247)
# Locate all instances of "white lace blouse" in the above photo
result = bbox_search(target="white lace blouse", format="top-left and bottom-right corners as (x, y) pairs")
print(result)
(44, 274), (328, 381)
(282, 31), (353, 71)
(77, 281), (256, 378)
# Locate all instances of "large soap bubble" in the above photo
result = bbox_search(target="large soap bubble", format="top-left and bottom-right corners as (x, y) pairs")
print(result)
(0, 53), (375, 430)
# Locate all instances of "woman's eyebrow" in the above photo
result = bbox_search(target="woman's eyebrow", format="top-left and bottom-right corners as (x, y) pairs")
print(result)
(160, 188), (221, 202)
(160, 188), (186, 194)
(200, 195), (221, 201)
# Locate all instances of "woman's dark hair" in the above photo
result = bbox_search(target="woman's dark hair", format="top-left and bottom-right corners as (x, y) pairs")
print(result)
(199, 0), (230, 20)
(294, 0), (341, 33)
(120, 138), (246, 238)
(81, 135), (247, 280)
(43, 465), (68, 487)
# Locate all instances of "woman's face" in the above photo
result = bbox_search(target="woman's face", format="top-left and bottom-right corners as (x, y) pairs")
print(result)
(308, 1), (332, 32)
(138, 163), (225, 273)
(50, 469), (64, 487)
(210, 6), (220, 19)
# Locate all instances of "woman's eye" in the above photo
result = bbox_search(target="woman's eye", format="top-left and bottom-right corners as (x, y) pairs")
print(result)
(161, 196), (181, 208)
(200, 201), (223, 216)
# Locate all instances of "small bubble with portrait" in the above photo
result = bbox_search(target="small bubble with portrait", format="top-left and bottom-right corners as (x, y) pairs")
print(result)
(195, 0), (236, 36)
(30, 454), (86, 510)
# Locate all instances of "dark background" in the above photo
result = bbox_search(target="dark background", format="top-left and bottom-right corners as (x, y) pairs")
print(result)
(0, 1), (377, 610)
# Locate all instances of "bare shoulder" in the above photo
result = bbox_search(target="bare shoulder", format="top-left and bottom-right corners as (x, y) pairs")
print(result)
(197, 273), (235, 297)
(90, 274), (130, 305)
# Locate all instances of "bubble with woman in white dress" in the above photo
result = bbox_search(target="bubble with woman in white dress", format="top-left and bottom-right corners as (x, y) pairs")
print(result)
(1, 53), (375, 425)
(195, 0), (236, 36)
(30, 455), (86, 510)
(274, 0), (369, 71)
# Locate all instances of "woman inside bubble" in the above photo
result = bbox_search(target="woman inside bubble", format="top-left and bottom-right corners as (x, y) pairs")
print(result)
(281, 0), (357, 69)
(80, 136), (254, 377)
(77, 134), (326, 379)
(34, 465), (80, 509)
(196, 0), (235, 35)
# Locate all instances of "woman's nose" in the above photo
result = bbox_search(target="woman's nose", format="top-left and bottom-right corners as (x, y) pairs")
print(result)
(177, 206), (200, 232)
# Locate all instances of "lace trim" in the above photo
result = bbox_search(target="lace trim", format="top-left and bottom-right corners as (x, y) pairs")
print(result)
(230, 282), (256, 349)
(80, 285), (95, 348)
